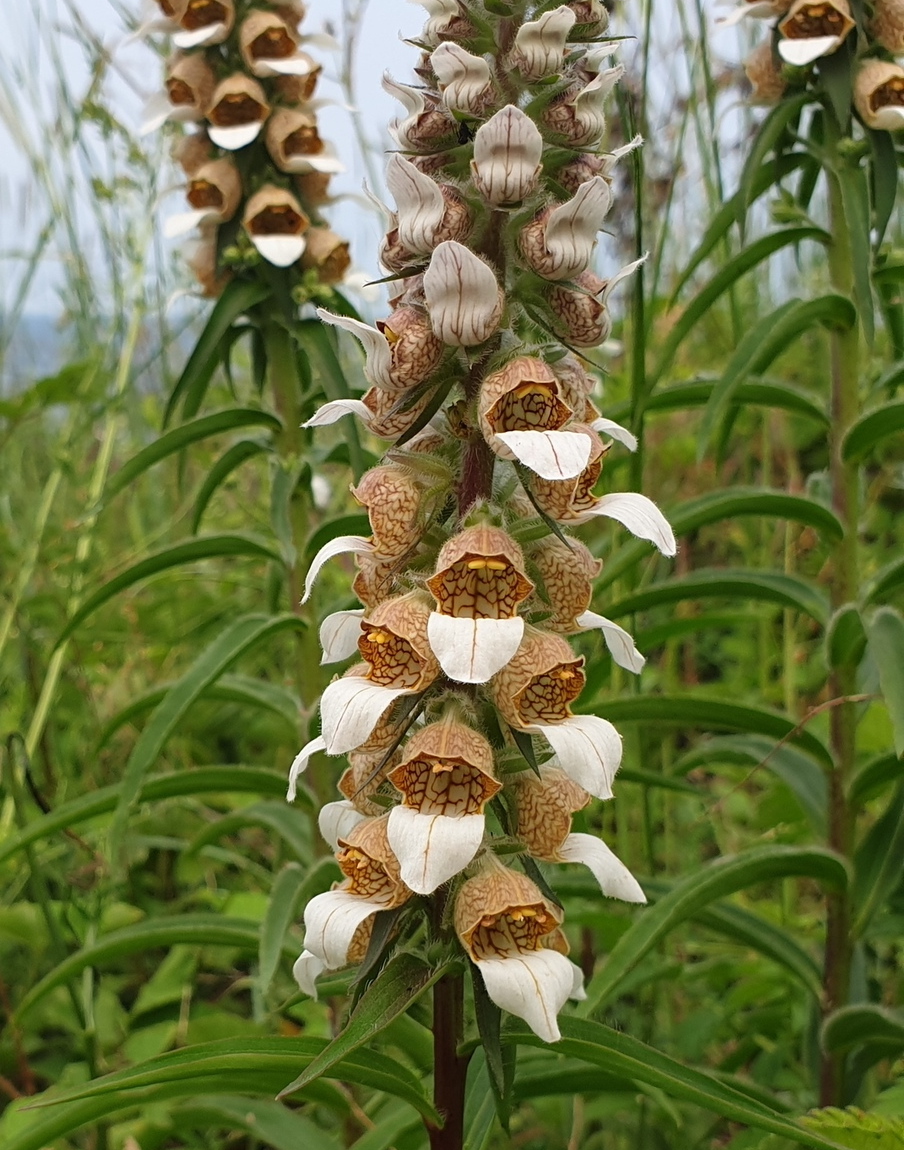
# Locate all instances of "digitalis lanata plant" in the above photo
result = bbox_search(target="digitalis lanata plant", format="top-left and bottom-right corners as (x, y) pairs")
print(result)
(142, 0), (349, 295)
(289, 0), (675, 1060)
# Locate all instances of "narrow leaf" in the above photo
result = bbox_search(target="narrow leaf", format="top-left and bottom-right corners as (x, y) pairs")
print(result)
(842, 401), (904, 462)
(867, 607), (904, 756)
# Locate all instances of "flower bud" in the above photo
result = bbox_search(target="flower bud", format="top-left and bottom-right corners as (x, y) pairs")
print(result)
(541, 65), (623, 147)
(455, 859), (562, 958)
(383, 74), (459, 153)
(359, 593), (440, 691)
(423, 241), (503, 347)
(243, 185), (309, 267)
(519, 177), (612, 281)
(745, 41), (787, 105)
(513, 767), (589, 859)
(492, 626), (585, 729)
(471, 106), (544, 206)
(870, 0), (904, 52)
(298, 227), (350, 283)
(509, 6), (577, 82)
(172, 130), (213, 176)
(386, 154), (472, 257)
(206, 73), (271, 150)
(352, 465), (424, 559)
(265, 108), (342, 175)
(854, 59), (904, 132)
(777, 0), (855, 66)
(185, 226), (231, 297)
(430, 42), (495, 117)
(530, 535), (602, 631)
(174, 0), (235, 48)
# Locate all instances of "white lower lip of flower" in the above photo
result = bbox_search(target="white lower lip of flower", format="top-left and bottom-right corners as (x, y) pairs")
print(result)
(252, 54), (318, 78)
(430, 42), (493, 116)
(494, 430), (592, 481)
(471, 106), (544, 206)
(173, 24), (228, 48)
(251, 234), (306, 267)
(320, 609), (367, 664)
(557, 832), (646, 903)
(284, 151), (346, 175)
(302, 888), (383, 969)
(387, 806), (485, 894)
(778, 35), (841, 65)
(603, 255), (648, 303)
(292, 949), (325, 997)
(386, 154), (445, 254)
(316, 310), (394, 390)
(164, 208), (226, 239)
(715, 1), (779, 27)
(320, 677), (416, 755)
(319, 800), (369, 851)
(140, 92), (190, 136)
(575, 611), (645, 674)
(304, 399), (373, 430)
(286, 734), (327, 801)
(590, 417), (638, 453)
(303, 534), (375, 604)
(427, 613), (525, 684)
(423, 241), (501, 347)
(567, 960), (587, 1001)
(513, 6), (577, 82)
(871, 106), (904, 130)
(208, 123), (264, 151)
(580, 492), (676, 556)
(475, 950), (574, 1044)
(526, 715), (622, 800)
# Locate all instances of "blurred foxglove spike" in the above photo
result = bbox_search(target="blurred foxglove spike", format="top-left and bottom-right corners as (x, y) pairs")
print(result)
(745, 41), (788, 105)
(164, 158), (242, 238)
(777, 0), (855, 66)
(871, 0), (904, 52)
(243, 185), (309, 266)
(173, 0), (235, 48)
(141, 53), (216, 135)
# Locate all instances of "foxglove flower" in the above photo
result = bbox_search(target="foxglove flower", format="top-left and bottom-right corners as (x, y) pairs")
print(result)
(547, 257), (645, 348)
(478, 357), (592, 480)
(777, 0), (855, 66)
(142, 53), (216, 134)
(541, 63), (624, 147)
(316, 307), (445, 391)
(509, 6), (577, 81)
(383, 74), (459, 152)
(423, 241), (504, 346)
(745, 41), (788, 105)
(514, 768), (645, 902)
(239, 9), (317, 78)
(455, 858), (574, 1043)
(173, 0), (234, 48)
(519, 177), (613, 281)
(243, 185), (308, 266)
(206, 73), (271, 150)
(351, 465), (424, 559)
(471, 106), (544, 206)
(854, 60), (904, 131)
(387, 718), (501, 893)
(265, 109), (342, 175)
(385, 154), (473, 256)
(430, 42), (495, 116)
(871, 0), (904, 52)
(164, 158), (242, 238)
(426, 525), (534, 683)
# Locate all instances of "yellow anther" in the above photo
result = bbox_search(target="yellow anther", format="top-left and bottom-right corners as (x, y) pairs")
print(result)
(552, 668), (575, 680)
(366, 629), (392, 645)
(467, 559), (489, 570)
(511, 383), (550, 400)
(485, 559), (508, 571)
(382, 325), (401, 345)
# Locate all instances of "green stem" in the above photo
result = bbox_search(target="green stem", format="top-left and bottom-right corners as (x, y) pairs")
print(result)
(819, 157), (861, 1108)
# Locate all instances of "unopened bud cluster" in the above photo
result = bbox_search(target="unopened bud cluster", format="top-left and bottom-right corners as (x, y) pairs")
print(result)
(289, 0), (676, 1044)
(142, 0), (349, 296)
(725, 0), (904, 129)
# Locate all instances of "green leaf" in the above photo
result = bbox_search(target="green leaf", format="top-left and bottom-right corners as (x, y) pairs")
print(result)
(16, 1036), (439, 1130)
(97, 672), (301, 746)
(802, 1108), (904, 1150)
(867, 129), (899, 246)
(463, 1051), (500, 1150)
(827, 605), (868, 671)
(699, 295), (857, 458)
(15, 915), (271, 1020)
(187, 800), (311, 862)
(738, 95), (811, 217)
(650, 229), (829, 390)
(173, 1096), (339, 1150)
(55, 534), (284, 647)
(259, 862), (307, 994)
(852, 783), (904, 937)
(0, 766), (287, 868)
(109, 613), (305, 859)
(864, 556), (904, 606)
(278, 952), (445, 1098)
(593, 696), (832, 767)
(850, 753), (904, 805)
(164, 281), (270, 425)
(611, 378), (828, 427)
(674, 150), (810, 295)
(192, 439), (271, 532)
(673, 734), (827, 833)
(836, 158), (874, 344)
(581, 845), (848, 1013)
(822, 1006), (904, 1059)
(348, 1104), (422, 1150)
(867, 607), (904, 756)
(842, 402), (904, 462)
(508, 1017), (850, 1150)
(671, 488), (843, 543)
(105, 408), (281, 500)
